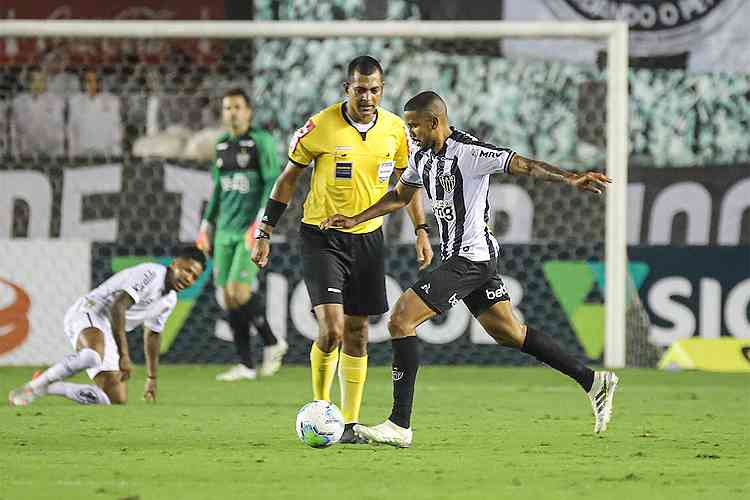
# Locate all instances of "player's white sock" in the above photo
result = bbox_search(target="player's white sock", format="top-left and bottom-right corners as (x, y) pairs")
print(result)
(28, 348), (102, 392)
(46, 382), (111, 405)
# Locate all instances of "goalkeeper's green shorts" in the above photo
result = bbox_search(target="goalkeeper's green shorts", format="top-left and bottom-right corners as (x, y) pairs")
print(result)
(213, 230), (259, 287)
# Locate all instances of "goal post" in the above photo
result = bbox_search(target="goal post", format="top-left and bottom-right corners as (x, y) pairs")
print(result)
(0, 19), (629, 368)
(605, 23), (629, 369)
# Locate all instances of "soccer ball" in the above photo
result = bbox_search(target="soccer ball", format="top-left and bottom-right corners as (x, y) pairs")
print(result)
(295, 400), (345, 448)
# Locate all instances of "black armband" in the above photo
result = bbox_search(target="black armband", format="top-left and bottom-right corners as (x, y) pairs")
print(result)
(261, 199), (288, 227)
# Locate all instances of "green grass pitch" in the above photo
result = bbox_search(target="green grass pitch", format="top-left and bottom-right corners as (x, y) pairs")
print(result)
(1, 365), (747, 500)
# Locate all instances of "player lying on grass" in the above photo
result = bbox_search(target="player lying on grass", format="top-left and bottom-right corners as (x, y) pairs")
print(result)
(321, 91), (618, 447)
(8, 247), (206, 406)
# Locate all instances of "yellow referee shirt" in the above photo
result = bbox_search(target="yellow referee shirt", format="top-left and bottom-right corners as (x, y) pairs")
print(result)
(288, 102), (410, 234)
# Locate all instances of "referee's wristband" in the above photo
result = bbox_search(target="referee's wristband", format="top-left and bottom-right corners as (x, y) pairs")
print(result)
(261, 199), (288, 227)
(414, 223), (430, 235)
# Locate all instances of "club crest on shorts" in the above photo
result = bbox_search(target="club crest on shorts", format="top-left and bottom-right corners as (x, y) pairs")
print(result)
(438, 173), (455, 193)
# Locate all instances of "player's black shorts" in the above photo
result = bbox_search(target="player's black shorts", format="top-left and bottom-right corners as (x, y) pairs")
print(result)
(411, 256), (510, 317)
(300, 223), (387, 316)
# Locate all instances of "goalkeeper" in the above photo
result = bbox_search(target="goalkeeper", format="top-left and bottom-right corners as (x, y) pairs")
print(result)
(197, 88), (287, 381)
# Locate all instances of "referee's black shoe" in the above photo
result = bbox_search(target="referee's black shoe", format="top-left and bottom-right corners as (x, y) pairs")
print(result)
(339, 423), (368, 444)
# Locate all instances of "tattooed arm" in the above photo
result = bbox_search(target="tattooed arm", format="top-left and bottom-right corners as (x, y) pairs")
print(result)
(509, 154), (611, 194)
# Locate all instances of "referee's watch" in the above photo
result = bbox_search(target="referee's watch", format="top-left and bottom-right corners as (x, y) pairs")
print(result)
(414, 224), (430, 236)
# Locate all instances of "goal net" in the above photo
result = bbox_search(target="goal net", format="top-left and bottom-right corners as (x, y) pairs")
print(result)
(1, 15), (651, 368)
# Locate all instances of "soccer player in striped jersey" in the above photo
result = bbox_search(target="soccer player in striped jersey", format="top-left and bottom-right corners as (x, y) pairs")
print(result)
(321, 91), (618, 447)
(252, 56), (432, 443)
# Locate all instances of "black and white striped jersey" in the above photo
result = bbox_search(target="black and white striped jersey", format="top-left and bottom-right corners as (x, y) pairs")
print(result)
(400, 128), (515, 262)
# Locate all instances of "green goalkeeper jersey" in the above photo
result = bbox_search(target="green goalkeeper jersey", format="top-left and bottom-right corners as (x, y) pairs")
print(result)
(202, 128), (281, 234)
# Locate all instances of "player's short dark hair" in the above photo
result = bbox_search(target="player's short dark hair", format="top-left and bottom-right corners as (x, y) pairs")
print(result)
(223, 87), (251, 107)
(404, 91), (447, 115)
(177, 246), (207, 269)
(347, 55), (383, 80)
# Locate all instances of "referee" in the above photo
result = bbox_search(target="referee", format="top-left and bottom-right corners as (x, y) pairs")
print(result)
(252, 55), (432, 444)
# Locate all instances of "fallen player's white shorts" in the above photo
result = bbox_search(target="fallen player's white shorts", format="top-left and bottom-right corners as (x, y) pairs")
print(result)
(63, 298), (119, 379)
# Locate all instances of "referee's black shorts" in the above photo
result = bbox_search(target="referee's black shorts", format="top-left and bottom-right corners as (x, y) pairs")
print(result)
(300, 223), (388, 316)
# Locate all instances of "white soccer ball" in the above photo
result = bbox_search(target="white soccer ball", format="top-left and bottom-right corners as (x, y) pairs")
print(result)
(295, 400), (345, 448)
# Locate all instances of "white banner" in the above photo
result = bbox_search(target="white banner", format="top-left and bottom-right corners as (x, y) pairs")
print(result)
(505, 0), (750, 72)
(0, 240), (90, 365)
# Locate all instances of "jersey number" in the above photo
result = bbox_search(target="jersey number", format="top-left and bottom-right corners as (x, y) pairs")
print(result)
(220, 174), (250, 194)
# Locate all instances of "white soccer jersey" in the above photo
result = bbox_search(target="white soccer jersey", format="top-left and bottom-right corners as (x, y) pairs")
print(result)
(83, 263), (177, 332)
(400, 128), (515, 262)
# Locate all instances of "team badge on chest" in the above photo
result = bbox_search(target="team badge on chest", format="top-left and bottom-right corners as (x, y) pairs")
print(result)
(236, 148), (250, 168)
(438, 173), (456, 193)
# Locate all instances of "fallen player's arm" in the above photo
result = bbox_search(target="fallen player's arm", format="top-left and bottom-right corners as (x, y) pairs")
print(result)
(143, 327), (160, 402)
(143, 327), (160, 380)
(111, 292), (135, 359)
(320, 181), (418, 230)
(508, 154), (612, 194)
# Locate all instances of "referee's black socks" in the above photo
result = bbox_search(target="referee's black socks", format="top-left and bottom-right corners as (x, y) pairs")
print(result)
(521, 327), (595, 392)
(389, 336), (420, 429)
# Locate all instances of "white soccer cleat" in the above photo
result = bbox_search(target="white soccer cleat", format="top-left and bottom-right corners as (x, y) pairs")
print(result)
(588, 371), (619, 433)
(260, 339), (288, 377)
(216, 364), (257, 381)
(354, 420), (413, 448)
(8, 385), (39, 407)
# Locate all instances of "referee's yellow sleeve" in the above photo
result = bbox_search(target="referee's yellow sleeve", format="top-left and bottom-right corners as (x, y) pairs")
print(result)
(288, 118), (317, 166)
